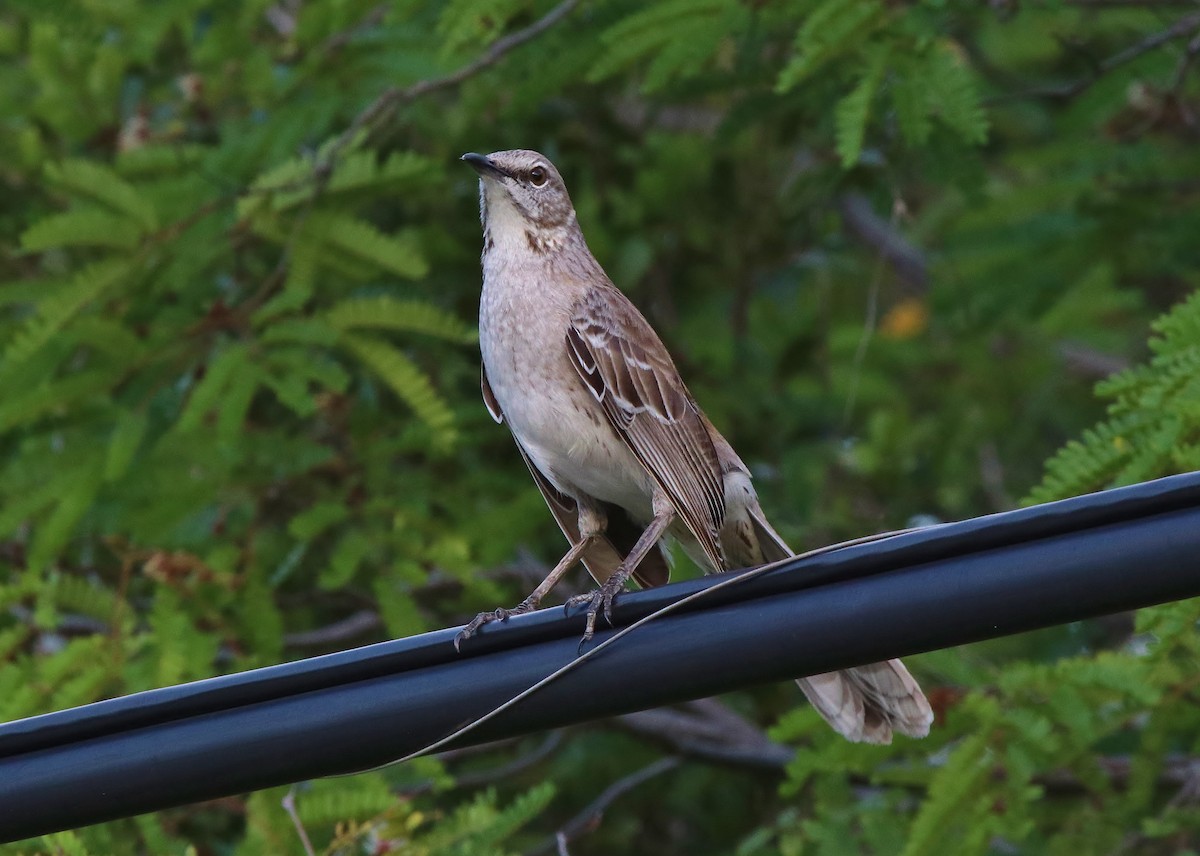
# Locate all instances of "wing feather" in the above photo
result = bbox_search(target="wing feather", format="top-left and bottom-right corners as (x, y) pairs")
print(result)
(565, 287), (726, 569)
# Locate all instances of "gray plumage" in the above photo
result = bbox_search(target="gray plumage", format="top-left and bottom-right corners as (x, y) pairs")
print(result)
(459, 149), (932, 744)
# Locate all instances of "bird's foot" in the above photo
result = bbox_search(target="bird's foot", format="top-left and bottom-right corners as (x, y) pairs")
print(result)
(454, 598), (538, 651)
(565, 570), (630, 650)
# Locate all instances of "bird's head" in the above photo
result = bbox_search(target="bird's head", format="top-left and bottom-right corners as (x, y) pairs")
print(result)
(462, 150), (576, 249)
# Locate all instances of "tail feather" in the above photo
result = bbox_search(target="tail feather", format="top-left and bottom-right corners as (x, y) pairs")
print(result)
(797, 660), (933, 745)
(721, 474), (933, 743)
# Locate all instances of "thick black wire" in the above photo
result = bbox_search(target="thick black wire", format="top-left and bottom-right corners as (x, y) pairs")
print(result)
(0, 472), (1198, 841)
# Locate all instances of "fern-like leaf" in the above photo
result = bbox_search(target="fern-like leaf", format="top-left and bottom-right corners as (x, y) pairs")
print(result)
(45, 158), (159, 231)
(22, 207), (144, 251)
(314, 213), (428, 280)
(340, 332), (456, 447)
(1029, 289), (1200, 502)
(2, 258), (130, 367)
(923, 41), (989, 146)
(835, 49), (889, 168)
(27, 462), (104, 573)
(775, 0), (884, 93)
(325, 296), (476, 343)
(242, 150), (436, 215)
(588, 0), (742, 92)
(105, 409), (149, 482)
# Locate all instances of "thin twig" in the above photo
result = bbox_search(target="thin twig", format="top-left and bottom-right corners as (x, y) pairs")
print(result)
(1169, 31), (1200, 127)
(283, 609), (382, 649)
(838, 193), (928, 293)
(529, 757), (682, 854)
(1056, 341), (1131, 379)
(618, 699), (794, 770)
(842, 197), (901, 427)
(1004, 11), (1200, 101)
(319, 3), (389, 54)
(453, 731), (565, 788)
(281, 787), (317, 856)
(316, 0), (582, 181)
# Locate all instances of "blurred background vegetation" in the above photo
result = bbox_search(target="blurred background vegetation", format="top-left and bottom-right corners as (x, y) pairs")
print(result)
(2, 0), (1200, 853)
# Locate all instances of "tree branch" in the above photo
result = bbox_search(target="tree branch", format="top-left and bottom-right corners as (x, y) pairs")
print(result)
(529, 757), (682, 854)
(282, 609), (382, 649)
(1012, 11), (1200, 101)
(617, 699), (793, 770)
(838, 193), (928, 293)
(317, 0), (582, 180)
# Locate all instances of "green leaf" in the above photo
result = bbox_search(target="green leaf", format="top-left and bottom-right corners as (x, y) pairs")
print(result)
(775, 0), (883, 93)
(21, 207), (145, 251)
(340, 332), (456, 447)
(587, 0), (744, 93)
(835, 50), (888, 168)
(252, 238), (320, 325)
(2, 258), (130, 367)
(924, 41), (989, 146)
(260, 318), (339, 346)
(105, 409), (148, 482)
(891, 61), (933, 146)
(27, 462), (103, 573)
(289, 502), (349, 541)
(176, 344), (252, 433)
(241, 150), (437, 215)
(323, 530), (372, 589)
(45, 158), (159, 231)
(316, 214), (429, 280)
(326, 296), (476, 343)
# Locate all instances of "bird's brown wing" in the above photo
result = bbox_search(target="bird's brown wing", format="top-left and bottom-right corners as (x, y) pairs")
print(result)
(482, 365), (668, 588)
(565, 287), (726, 570)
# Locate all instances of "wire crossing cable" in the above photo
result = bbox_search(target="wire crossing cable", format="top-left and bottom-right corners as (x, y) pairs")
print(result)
(1, 472), (1199, 841)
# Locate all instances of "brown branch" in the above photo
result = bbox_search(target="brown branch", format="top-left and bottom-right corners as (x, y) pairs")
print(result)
(281, 788), (317, 856)
(977, 442), (1013, 512)
(453, 731), (565, 789)
(282, 609), (382, 649)
(838, 193), (929, 293)
(316, 0), (582, 181)
(617, 699), (1200, 801)
(319, 3), (389, 55)
(529, 757), (682, 854)
(1009, 11), (1200, 101)
(1056, 340), (1131, 379)
(617, 699), (793, 771)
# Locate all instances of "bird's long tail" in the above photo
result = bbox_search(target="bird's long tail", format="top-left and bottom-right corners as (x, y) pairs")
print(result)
(742, 502), (934, 744)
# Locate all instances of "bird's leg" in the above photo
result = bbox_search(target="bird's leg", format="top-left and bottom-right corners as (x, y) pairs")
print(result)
(568, 498), (676, 646)
(454, 536), (594, 650)
(454, 503), (607, 651)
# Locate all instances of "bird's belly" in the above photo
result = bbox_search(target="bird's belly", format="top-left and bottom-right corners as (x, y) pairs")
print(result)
(512, 387), (652, 516)
(480, 281), (653, 517)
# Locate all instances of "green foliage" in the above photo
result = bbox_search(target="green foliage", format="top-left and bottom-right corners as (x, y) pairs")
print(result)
(1031, 291), (1200, 502)
(2, 0), (1199, 852)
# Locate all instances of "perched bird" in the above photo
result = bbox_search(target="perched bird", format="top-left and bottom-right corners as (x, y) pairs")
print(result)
(457, 149), (932, 744)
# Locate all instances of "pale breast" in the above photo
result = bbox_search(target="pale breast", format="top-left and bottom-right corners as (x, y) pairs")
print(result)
(480, 272), (654, 518)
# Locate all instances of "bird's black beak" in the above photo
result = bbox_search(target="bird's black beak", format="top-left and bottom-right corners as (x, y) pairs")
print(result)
(461, 152), (509, 180)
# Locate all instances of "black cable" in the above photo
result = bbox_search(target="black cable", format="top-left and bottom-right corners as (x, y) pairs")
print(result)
(1, 472), (1199, 841)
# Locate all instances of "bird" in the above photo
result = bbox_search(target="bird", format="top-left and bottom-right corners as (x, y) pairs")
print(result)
(456, 149), (933, 744)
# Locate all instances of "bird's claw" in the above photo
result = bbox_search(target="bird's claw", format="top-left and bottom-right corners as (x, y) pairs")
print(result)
(454, 600), (535, 651)
(566, 573), (627, 651)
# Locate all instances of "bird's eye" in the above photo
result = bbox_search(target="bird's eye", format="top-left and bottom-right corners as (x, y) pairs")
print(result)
(529, 166), (548, 186)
